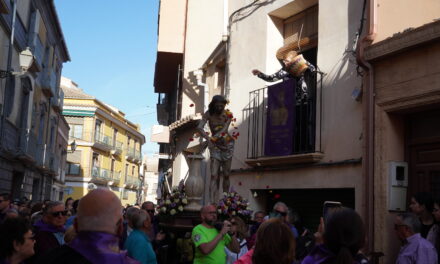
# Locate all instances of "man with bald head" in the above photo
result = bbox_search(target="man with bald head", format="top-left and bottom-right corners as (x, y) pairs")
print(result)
(192, 204), (239, 264)
(38, 188), (139, 264)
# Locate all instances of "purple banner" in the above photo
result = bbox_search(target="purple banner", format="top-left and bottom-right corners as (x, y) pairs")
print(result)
(264, 79), (295, 156)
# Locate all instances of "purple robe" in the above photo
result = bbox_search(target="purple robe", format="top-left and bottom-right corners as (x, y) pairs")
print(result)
(69, 231), (140, 264)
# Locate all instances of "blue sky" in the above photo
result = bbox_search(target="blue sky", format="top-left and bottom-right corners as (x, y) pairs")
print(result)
(54, 0), (160, 156)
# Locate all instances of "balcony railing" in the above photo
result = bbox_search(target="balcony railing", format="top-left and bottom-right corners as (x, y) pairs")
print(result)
(134, 150), (142, 162)
(125, 175), (140, 189)
(111, 140), (123, 156)
(94, 132), (113, 152)
(126, 147), (135, 160)
(110, 171), (121, 185)
(91, 167), (112, 182)
(245, 71), (322, 159)
(17, 129), (38, 162)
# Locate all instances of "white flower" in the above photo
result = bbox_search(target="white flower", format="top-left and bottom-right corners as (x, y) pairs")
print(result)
(170, 209), (177, 215)
(218, 209), (222, 213)
(178, 205), (184, 212)
(232, 211), (236, 215)
(182, 198), (188, 204)
(165, 199), (171, 205)
(160, 207), (167, 213)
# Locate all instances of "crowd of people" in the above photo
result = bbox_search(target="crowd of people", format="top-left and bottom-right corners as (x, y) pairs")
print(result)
(1, 191), (440, 264)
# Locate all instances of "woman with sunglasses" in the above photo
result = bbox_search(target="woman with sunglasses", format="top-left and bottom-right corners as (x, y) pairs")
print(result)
(0, 217), (35, 264)
(32, 201), (67, 262)
(226, 216), (248, 264)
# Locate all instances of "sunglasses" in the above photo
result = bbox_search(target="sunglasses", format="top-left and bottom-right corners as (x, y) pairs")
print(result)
(146, 210), (155, 213)
(274, 210), (287, 217)
(51, 210), (68, 217)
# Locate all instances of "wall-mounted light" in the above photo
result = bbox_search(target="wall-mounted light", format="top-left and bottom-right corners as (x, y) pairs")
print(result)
(0, 47), (34, 79)
(69, 140), (77, 153)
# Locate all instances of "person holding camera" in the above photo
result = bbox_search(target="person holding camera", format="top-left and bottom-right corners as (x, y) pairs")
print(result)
(192, 205), (239, 264)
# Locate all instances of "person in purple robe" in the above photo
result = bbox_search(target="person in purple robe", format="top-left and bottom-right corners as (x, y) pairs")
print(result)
(394, 212), (438, 264)
(32, 201), (67, 262)
(37, 189), (139, 264)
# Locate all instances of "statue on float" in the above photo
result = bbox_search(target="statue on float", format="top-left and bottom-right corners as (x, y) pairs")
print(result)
(197, 95), (235, 203)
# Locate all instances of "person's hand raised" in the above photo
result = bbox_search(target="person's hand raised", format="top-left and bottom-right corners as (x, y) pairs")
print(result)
(252, 69), (261, 75)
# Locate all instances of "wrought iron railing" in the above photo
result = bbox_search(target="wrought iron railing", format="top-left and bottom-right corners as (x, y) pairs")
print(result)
(244, 71), (323, 159)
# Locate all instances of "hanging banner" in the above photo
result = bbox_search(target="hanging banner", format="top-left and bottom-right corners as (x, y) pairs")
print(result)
(264, 79), (295, 156)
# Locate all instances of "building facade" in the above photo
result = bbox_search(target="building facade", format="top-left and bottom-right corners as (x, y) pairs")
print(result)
(139, 156), (159, 203)
(153, 0), (440, 261)
(0, 0), (70, 202)
(61, 77), (145, 205)
(360, 0), (440, 262)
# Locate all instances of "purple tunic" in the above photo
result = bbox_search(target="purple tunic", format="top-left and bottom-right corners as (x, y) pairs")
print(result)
(396, 233), (438, 264)
(69, 231), (140, 264)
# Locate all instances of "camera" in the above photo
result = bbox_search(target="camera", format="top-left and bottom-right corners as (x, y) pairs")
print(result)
(214, 222), (233, 235)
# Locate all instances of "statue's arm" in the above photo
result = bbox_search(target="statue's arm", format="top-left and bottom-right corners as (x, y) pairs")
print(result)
(197, 112), (211, 141)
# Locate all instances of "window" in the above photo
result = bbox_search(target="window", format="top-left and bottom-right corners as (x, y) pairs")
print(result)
(69, 124), (83, 139)
(283, 6), (318, 46)
(132, 166), (135, 175)
(113, 128), (118, 146)
(95, 120), (102, 141)
(67, 163), (80, 175)
(111, 159), (115, 172)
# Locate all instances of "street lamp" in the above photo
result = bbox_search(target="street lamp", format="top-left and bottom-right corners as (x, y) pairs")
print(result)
(0, 47), (34, 78)
(70, 140), (77, 153)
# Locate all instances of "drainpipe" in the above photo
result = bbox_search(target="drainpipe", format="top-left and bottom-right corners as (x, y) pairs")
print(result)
(223, 0), (228, 40)
(356, 0), (377, 254)
(0, 0), (17, 150)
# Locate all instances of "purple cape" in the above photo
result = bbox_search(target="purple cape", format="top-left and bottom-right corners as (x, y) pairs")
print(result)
(34, 219), (66, 233)
(69, 231), (140, 264)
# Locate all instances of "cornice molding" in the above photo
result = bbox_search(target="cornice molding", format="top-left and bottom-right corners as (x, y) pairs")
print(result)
(365, 20), (440, 61)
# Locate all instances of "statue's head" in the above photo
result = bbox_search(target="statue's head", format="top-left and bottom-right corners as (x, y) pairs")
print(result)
(208, 95), (227, 115)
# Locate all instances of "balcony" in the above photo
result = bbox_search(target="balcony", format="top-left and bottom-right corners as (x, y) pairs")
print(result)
(109, 171), (121, 186)
(52, 88), (64, 113)
(126, 147), (135, 161)
(111, 140), (123, 156)
(41, 69), (58, 97)
(93, 133), (113, 152)
(16, 129), (38, 164)
(133, 150), (142, 163)
(30, 34), (44, 70)
(244, 71), (323, 167)
(125, 175), (140, 189)
(35, 143), (45, 168)
(91, 167), (112, 183)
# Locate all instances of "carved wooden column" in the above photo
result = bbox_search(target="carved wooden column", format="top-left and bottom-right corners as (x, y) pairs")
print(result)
(184, 154), (205, 211)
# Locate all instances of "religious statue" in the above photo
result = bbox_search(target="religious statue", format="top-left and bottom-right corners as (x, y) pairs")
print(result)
(197, 95), (235, 203)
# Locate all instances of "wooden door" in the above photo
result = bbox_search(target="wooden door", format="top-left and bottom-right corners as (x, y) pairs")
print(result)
(407, 109), (440, 197)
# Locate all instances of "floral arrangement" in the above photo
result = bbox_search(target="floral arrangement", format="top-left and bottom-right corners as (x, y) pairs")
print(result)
(157, 180), (188, 216)
(217, 192), (253, 221)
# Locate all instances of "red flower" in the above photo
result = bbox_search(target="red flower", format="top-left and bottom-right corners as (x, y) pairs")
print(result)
(221, 132), (226, 136)
(189, 104), (194, 107)
(238, 181), (242, 186)
(266, 185), (270, 189)
(189, 138), (194, 141)
(274, 194), (281, 199)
